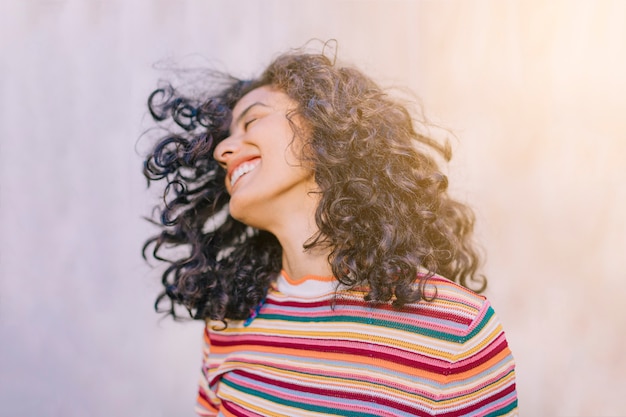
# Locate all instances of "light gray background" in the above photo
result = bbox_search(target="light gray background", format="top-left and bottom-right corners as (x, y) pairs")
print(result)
(1, 1), (625, 416)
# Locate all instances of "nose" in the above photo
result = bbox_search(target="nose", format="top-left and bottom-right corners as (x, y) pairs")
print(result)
(213, 135), (239, 168)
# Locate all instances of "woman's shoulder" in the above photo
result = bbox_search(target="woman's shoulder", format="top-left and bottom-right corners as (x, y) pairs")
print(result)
(266, 271), (498, 338)
(423, 274), (489, 312)
(399, 274), (496, 339)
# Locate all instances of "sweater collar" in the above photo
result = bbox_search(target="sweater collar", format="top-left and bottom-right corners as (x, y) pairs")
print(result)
(274, 270), (339, 298)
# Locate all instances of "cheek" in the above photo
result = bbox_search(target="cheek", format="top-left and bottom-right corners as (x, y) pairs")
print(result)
(278, 131), (309, 166)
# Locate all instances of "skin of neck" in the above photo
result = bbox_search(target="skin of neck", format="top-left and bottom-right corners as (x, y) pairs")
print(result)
(268, 191), (333, 282)
(280, 233), (333, 283)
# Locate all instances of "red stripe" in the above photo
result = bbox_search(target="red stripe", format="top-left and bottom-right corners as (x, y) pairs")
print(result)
(221, 399), (262, 417)
(266, 297), (475, 326)
(211, 335), (456, 373)
(230, 369), (436, 416)
(449, 337), (510, 374)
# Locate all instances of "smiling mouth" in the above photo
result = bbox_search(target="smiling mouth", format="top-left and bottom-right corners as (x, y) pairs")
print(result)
(231, 159), (261, 187)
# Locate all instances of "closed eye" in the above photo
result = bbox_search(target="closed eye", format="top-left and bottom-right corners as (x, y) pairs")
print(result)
(243, 118), (257, 130)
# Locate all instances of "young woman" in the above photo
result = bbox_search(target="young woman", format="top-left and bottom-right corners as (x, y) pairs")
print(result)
(144, 50), (518, 416)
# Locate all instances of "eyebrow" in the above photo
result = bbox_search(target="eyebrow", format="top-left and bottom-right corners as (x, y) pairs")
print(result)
(232, 102), (270, 130)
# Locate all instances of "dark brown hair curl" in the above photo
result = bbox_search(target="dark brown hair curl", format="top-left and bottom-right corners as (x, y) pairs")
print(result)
(143, 50), (486, 322)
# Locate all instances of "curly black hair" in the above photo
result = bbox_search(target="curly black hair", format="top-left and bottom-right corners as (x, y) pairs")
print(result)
(143, 50), (486, 322)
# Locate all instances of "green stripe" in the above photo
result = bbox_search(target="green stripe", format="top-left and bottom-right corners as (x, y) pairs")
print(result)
(221, 378), (382, 417)
(484, 398), (518, 417)
(260, 307), (494, 344)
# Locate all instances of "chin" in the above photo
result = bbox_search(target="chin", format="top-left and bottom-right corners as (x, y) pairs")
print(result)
(228, 203), (246, 224)
(228, 199), (259, 228)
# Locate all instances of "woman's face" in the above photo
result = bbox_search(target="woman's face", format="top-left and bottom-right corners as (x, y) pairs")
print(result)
(213, 86), (317, 230)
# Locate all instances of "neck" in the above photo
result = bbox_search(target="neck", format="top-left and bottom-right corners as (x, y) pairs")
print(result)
(245, 178), (332, 282)
(269, 199), (333, 283)
(280, 235), (333, 283)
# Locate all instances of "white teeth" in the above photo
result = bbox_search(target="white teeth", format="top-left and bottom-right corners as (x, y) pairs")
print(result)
(231, 160), (260, 186)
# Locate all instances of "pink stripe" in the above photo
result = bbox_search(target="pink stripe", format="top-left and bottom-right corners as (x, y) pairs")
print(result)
(211, 335), (455, 370)
(228, 370), (433, 416)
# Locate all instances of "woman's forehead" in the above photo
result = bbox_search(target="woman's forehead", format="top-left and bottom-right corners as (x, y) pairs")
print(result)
(232, 86), (291, 116)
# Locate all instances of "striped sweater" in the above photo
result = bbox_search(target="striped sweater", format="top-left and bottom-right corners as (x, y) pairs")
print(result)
(196, 272), (517, 416)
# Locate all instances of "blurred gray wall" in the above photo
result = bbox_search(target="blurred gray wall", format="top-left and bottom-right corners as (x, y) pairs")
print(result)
(1, 1), (625, 416)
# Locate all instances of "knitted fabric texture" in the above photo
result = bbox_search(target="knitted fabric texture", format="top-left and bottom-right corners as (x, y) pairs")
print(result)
(195, 273), (518, 416)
